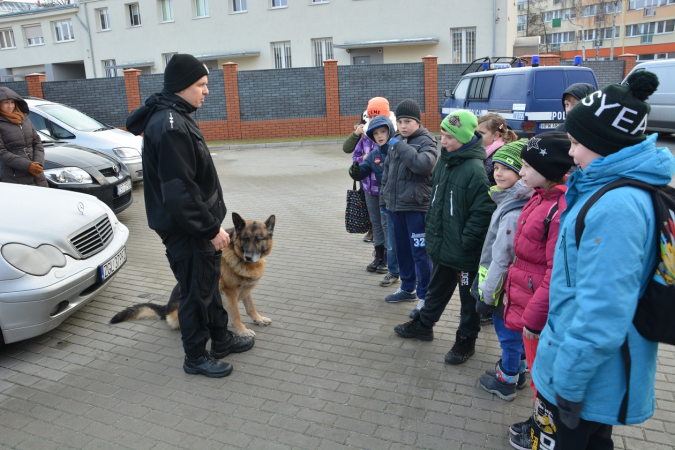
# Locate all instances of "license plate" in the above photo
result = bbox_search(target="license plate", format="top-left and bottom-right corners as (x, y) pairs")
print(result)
(116, 180), (131, 196)
(540, 122), (563, 129)
(100, 247), (126, 281)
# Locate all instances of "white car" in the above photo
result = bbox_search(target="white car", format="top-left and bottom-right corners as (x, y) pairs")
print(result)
(24, 98), (144, 183)
(0, 183), (129, 345)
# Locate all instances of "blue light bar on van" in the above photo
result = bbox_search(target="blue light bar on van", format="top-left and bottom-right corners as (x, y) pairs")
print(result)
(482, 62), (489, 70)
(532, 56), (540, 67)
(517, 61), (524, 67)
(574, 55), (582, 66)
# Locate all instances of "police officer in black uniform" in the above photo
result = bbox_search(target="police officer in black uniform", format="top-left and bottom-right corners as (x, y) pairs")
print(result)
(126, 54), (254, 378)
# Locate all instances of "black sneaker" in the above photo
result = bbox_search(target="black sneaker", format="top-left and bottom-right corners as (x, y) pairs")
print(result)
(485, 360), (528, 390)
(444, 333), (476, 365)
(479, 371), (517, 401)
(210, 330), (255, 359)
(183, 352), (233, 378)
(509, 416), (534, 436)
(509, 428), (533, 450)
(394, 315), (433, 341)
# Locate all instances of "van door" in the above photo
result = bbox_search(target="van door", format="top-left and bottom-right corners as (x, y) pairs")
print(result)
(487, 73), (526, 133)
(441, 77), (471, 118)
(529, 70), (567, 132)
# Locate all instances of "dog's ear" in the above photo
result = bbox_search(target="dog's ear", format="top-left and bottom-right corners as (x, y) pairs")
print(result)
(265, 215), (276, 236)
(232, 213), (246, 234)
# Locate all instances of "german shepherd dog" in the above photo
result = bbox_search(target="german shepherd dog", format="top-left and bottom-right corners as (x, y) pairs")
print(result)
(110, 213), (275, 337)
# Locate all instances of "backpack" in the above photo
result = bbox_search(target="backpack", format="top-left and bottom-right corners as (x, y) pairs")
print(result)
(574, 178), (675, 424)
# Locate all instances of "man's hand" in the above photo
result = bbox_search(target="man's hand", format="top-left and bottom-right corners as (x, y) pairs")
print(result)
(355, 123), (365, 136)
(28, 162), (43, 176)
(210, 227), (230, 251)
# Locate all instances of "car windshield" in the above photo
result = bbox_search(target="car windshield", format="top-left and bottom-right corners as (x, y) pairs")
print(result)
(35, 104), (109, 132)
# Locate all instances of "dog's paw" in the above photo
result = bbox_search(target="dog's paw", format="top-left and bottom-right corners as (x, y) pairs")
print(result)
(235, 328), (256, 337)
(253, 316), (272, 326)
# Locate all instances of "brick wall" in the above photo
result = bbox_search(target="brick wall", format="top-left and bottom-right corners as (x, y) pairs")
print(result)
(238, 67), (325, 121)
(42, 77), (128, 128)
(338, 63), (425, 117)
(0, 81), (29, 98)
(560, 59), (626, 87)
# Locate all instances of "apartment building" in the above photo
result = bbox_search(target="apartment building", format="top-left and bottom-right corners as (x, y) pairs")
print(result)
(0, 0), (518, 81)
(517, 0), (675, 61)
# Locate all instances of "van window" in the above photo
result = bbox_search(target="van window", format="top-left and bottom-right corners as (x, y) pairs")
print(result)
(468, 76), (493, 100)
(534, 71), (564, 99)
(453, 77), (470, 102)
(567, 70), (596, 87)
(491, 74), (525, 100)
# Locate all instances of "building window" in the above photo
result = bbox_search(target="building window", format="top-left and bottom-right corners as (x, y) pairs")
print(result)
(159, 0), (173, 22)
(232, 0), (247, 12)
(626, 19), (674, 37)
(272, 0), (287, 7)
(97, 8), (111, 31)
(195, 0), (209, 17)
(272, 41), (292, 68)
(0, 28), (16, 49)
(517, 15), (526, 33)
(312, 0), (329, 3)
(54, 20), (74, 42)
(128, 3), (142, 27)
(103, 59), (117, 77)
(312, 38), (333, 66)
(23, 24), (44, 46)
(163, 52), (177, 67)
(451, 27), (476, 64)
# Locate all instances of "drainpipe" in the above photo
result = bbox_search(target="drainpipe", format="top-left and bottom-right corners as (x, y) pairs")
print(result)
(493, 0), (496, 57)
(75, 2), (97, 77)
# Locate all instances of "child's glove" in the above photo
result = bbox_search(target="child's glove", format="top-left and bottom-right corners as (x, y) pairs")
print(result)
(389, 137), (399, 147)
(556, 394), (583, 429)
(349, 162), (360, 179)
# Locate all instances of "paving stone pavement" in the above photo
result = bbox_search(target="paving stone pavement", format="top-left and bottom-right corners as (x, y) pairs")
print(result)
(1, 143), (675, 450)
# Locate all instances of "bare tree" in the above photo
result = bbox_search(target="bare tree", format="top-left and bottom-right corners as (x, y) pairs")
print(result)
(520, 0), (549, 53)
(562, 0), (589, 61)
(608, 0), (623, 59)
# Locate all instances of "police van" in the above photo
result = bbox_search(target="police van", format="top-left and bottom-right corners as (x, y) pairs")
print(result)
(442, 57), (599, 137)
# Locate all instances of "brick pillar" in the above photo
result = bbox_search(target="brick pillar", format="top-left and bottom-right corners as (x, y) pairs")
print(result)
(422, 55), (440, 130)
(222, 62), (241, 140)
(323, 59), (340, 135)
(539, 54), (561, 66)
(25, 73), (46, 99)
(618, 54), (637, 79)
(123, 69), (142, 112)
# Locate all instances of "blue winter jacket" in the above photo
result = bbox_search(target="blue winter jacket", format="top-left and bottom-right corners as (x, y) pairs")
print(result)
(350, 115), (395, 187)
(532, 134), (675, 425)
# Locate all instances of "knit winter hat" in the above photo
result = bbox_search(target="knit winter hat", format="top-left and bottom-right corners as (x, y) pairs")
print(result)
(521, 132), (574, 181)
(492, 139), (528, 174)
(366, 97), (390, 118)
(395, 98), (421, 123)
(440, 110), (478, 144)
(565, 71), (659, 156)
(164, 54), (210, 93)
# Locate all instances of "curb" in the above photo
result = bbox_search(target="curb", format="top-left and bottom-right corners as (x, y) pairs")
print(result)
(210, 139), (343, 151)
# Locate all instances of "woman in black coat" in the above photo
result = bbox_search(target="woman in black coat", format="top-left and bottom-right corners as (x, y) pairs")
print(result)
(0, 86), (47, 186)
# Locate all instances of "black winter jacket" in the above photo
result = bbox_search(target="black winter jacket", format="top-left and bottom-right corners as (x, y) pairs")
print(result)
(126, 90), (225, 240)
(379, 126), (438, 212)
(0, 87), (47, 186)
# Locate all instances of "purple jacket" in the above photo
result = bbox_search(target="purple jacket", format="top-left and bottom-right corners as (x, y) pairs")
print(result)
(352, 135), (378, 195)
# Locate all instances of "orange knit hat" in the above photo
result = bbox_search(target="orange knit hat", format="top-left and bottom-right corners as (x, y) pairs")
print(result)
(366, 97), (390, 118)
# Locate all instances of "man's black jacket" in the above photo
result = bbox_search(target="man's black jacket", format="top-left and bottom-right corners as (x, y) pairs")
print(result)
(126, 90), (225, 240)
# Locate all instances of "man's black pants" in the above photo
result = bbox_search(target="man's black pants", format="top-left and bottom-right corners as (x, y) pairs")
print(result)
(418, 263), (480, 339)
(160, 232), (228, 359)
(531, 393), (614, 450)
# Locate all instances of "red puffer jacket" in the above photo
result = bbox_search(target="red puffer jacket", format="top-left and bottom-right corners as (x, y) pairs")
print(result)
(504, 186), (567, 333)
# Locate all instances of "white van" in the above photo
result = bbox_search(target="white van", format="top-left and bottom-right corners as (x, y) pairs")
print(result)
(623, 59), (675, 135)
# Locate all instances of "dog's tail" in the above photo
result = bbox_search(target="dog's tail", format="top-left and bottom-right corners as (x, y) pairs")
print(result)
(109, 303), (167, 324)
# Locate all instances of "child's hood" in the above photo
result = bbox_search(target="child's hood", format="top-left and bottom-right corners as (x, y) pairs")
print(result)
(490, 179), (533, 206)
(561, 83), (597, 109)
(366, 115), (395, 142)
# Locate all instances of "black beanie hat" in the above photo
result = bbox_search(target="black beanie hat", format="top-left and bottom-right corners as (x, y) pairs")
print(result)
(564, 71), (659, 156)
(395, 98), (422, 123)
(164, 54), (210, 93)
(521, 132), (574, 181)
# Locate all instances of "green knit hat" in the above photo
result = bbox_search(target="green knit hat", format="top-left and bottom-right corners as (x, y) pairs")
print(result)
(565, 70), (659, 156)
(440, 110), (478, 144)
(492, 139), (528, 174)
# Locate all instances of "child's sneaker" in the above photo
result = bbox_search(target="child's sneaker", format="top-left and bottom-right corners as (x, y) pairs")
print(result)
(509, 416), (534, 436)
(394, 314), (433, 341)
(479, 363), (518, 401)
(385, 288), (417, 303)
(445, 332), (476, 365)
(485, 359), (528, 390)
(409, 299), (425, 318)
(509, 429), (533, 450)
(363, 230), (373, 242)
(380, 272), (400, 287)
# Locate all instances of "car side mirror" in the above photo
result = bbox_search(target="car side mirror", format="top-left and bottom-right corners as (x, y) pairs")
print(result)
(445, 89), (454, 99)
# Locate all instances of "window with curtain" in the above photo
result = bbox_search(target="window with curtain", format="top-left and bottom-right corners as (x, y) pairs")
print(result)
(128, 4), (142, 26)
(272, 41), (292, 68)
(159, 0), (173, 22)
(0, 29), (16, 49)
(98, 8), (111, 30)
(103, 60), (117, 77)
(54, 20), (74, 42)
(312, 38), (333, 66)
(195, 0), (209, 17)
(451, 28), (476, 64)
(232, 0), (247, 12)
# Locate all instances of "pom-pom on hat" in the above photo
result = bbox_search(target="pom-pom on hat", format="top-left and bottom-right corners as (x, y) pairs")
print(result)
(366, 97), (390, 118)
(440, 110), (478, 144)
(164, 54), (210, 93)
(564, 71), (659, 156)
(492, 139), (528, 174)
(521, 132), (574, 181)
(395, 98), (421, 123)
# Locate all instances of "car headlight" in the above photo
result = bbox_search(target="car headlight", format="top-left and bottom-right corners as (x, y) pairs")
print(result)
(44, 167), (93, 184)
(113, 147), (141, 159)
(1, 244), (66, 276)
